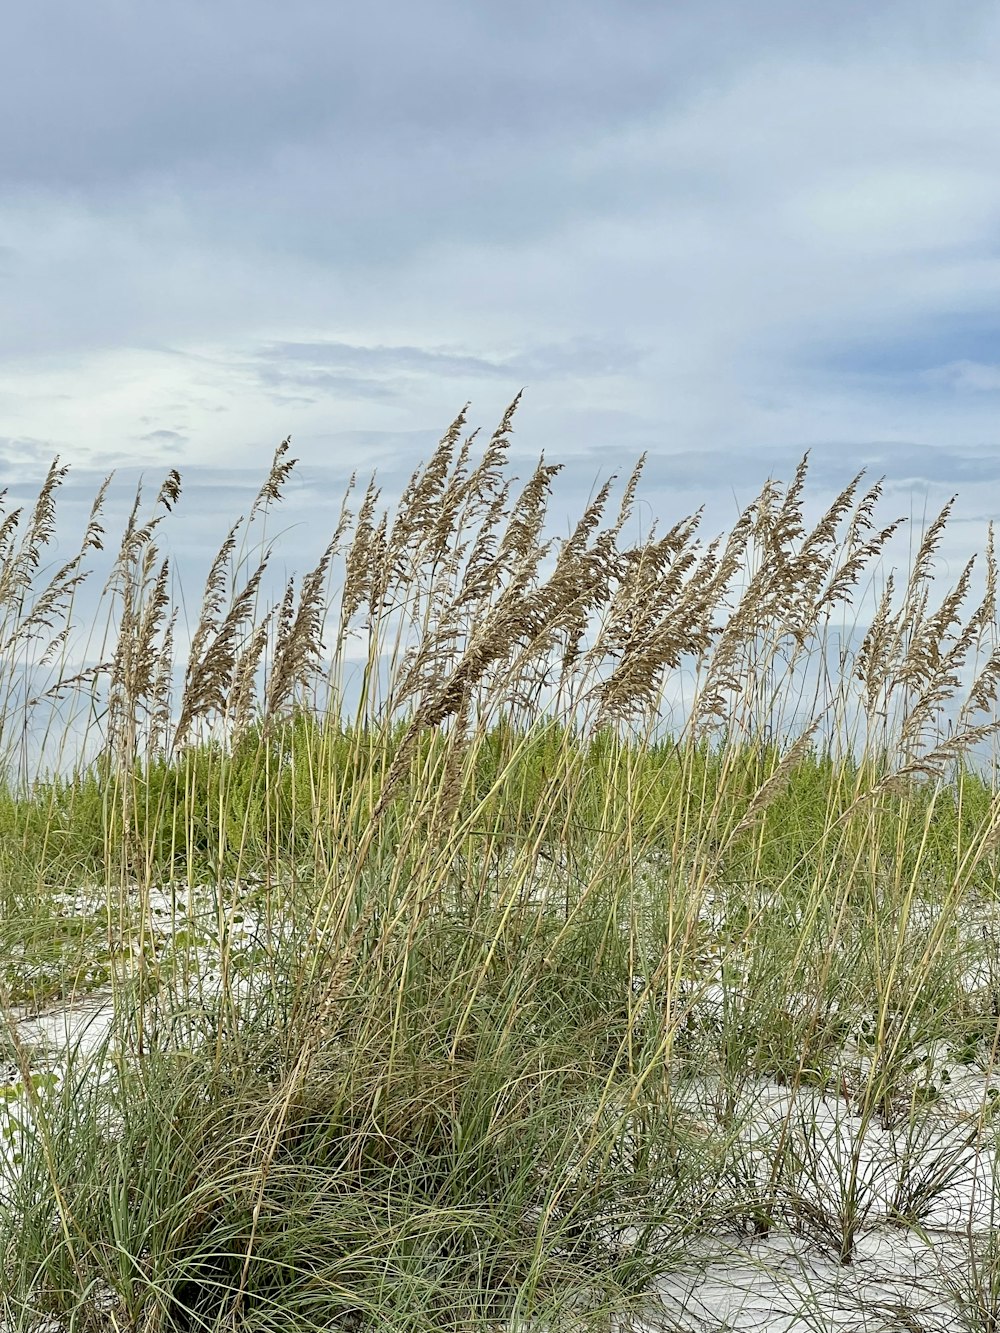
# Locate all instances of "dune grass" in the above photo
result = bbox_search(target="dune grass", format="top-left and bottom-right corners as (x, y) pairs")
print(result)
(0, 401), (999, 1328)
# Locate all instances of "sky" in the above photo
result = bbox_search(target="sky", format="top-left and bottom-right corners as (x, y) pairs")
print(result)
(3, 1), (1000, 763)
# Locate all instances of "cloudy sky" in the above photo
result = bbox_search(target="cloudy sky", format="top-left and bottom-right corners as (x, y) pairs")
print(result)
(4, 2), (1000, 720)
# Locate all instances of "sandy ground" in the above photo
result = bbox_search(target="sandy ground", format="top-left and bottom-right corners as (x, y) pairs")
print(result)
(2, 877), (999, 1331)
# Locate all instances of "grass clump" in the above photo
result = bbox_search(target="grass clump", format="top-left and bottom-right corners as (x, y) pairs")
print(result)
(0, 400), (999, 1328)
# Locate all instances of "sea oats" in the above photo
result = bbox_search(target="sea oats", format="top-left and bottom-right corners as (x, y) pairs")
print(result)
(227, 611), (275, 742)
(338, 474), (381, 637)
(10, 412), (1000, 1330)
(4, 406), (1000, 826)
(262, 533), (339, 726)
(248, 437), (297, 518)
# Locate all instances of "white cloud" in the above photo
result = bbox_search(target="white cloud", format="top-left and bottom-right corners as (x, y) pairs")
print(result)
(2, 1), (1000, 572)
(923, 360), (1000, 392)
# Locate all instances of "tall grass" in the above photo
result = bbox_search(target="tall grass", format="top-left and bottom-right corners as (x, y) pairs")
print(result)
(0, 400), (999, 1329)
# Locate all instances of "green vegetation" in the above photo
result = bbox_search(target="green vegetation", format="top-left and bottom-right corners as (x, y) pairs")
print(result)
(0, 400), (999, 1328)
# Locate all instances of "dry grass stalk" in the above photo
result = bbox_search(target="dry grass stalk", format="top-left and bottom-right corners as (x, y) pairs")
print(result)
(0, 465), (111, 778)
(101, 470), (180, 773)
(3, 400), (999, 811)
